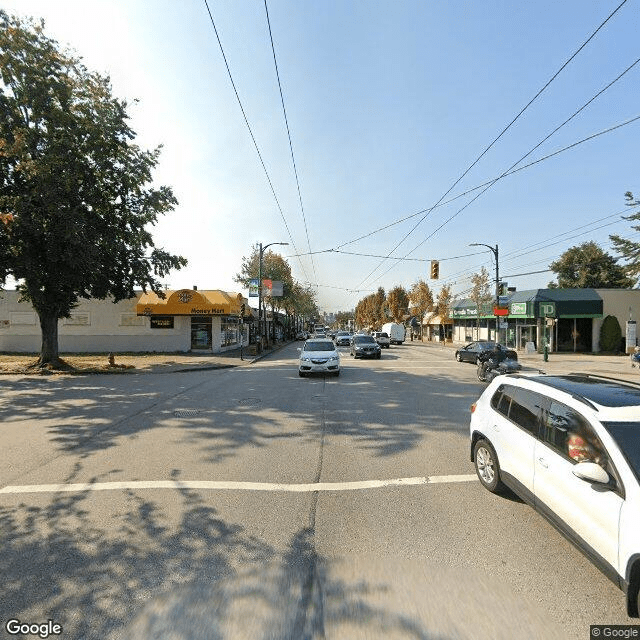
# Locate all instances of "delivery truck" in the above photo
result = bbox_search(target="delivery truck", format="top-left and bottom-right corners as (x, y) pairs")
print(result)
(381, 322), (406, 345)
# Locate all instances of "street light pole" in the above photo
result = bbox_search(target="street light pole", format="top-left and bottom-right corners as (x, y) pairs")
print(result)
(469, 243), (500, 343)
(258, 241), (288, 349)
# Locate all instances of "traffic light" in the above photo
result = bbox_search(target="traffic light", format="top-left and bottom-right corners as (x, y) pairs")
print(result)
(430, 260), (439, 280)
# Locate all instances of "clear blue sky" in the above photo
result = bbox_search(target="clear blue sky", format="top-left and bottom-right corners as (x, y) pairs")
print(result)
(3, 0), (639, 312)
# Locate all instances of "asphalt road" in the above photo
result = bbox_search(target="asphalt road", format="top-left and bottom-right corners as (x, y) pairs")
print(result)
(0, 342), (634, 639)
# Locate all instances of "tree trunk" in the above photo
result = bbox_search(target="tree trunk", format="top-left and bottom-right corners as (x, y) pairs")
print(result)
(35, 311), (68, 369)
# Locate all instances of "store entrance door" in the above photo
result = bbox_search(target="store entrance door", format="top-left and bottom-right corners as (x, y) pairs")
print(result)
(191, 316), (212, 350)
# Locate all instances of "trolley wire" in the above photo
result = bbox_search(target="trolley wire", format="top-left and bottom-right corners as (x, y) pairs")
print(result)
(263, 0), (318, 289)
(202, 0), (310, 282)
(349, 0), (630, 294)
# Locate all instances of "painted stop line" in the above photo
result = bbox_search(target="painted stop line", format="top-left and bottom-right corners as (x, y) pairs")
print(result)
(0, 474), (477, 495)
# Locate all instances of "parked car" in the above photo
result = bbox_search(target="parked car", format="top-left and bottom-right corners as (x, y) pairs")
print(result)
(470, 373), (640, 616)
(372, 331), (390, 348)
(298, 338), (340, 377)
(334, 331), (352, 346)
(295, 330), (309, 340)
(455, 341), (517, 364)
(350, 334), (382, 359)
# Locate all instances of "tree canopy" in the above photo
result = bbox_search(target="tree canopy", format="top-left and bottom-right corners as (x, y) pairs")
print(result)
(548, 241), (634, 289)
(233, 245), (318, 322)
(385, 285), (410, 322)
(408, 279), (434, 319)
(610, 191), (640, 285)
(436, 284), (452, 320)
(0, 12), (186, 367)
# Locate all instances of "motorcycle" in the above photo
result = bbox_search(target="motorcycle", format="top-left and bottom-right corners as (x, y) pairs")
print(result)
(477, 356), (522, 383)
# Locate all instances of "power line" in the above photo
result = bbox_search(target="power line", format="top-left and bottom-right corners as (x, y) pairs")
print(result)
(202, 0), (309, 282)
(349, 0), (630, 293)
(328, 114), (640, 253)
(263, 0), (318, 289)
(370, 55), (640, 289)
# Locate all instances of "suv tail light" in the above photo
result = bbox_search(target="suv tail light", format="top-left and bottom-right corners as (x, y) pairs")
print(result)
(470, 403), (477, 413)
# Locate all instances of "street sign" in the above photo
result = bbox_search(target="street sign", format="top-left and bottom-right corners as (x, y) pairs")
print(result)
(539, 302), (556, 317)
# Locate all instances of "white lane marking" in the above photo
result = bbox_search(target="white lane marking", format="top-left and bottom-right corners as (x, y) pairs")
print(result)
(0, 475), (477, 495)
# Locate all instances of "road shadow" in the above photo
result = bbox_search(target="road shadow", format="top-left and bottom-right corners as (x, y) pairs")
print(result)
(0, 474), (467, 640)
(0, 349), (487, 463)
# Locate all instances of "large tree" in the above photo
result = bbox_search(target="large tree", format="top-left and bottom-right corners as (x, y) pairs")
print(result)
(408, 279), (434, 319)
(469, 267), (493, 339)
(610, 191), (640, 285)
(0, 13), (186, 368)
(548, 241), (634, 289)
(234, 245), (315, 341)
(385, 285), (410, 322)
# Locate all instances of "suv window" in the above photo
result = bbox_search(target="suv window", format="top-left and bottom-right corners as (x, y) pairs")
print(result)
(491, 385), (543, 435)
(544, 400), (606, 465)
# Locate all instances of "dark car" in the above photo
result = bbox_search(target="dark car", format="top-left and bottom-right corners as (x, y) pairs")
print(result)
(455, 341), (517, 364)
(350, 334), (382, 359)
(334, 331), (352, 346)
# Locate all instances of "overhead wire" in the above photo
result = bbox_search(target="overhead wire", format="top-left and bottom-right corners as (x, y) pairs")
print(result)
(263, 0), (318, 290)
(202, 0), (310, 282)
(327, 113), (640, 253)
(368, 55), (640, 289)
(347, 0), (630, 296)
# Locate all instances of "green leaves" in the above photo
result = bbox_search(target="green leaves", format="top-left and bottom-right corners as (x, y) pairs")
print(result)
(0, 11), (186, 363)
(549, 241), (634, 289)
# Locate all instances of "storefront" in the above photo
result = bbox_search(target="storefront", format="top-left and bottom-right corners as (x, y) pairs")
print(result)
(451, 289), (606, 353)
(0, 288), (252, 353)
(136, 289), (250, 352)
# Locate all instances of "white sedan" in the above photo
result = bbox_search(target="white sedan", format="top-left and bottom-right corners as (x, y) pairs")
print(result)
(298, 338), (340, 377)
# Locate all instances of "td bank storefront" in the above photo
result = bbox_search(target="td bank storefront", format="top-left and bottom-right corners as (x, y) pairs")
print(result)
(137, 289), (249, 352)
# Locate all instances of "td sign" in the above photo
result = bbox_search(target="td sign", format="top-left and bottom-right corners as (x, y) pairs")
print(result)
(539, 302), (556, 318)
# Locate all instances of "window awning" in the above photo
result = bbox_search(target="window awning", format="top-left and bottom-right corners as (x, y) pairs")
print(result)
(136, 289), (249, 317)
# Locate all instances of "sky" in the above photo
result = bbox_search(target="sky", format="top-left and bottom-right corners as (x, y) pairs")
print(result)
(2, 0), (639, 313)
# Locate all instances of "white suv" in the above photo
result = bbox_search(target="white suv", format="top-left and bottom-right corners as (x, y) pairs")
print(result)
(470, 373), (640, 616)
(372, 331), (391, 348)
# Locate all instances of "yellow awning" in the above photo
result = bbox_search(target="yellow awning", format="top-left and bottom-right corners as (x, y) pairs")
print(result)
(136, 289), (248, 317)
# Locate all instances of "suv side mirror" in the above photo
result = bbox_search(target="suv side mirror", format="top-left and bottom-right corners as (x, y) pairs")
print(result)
(572, 461), (609, 485)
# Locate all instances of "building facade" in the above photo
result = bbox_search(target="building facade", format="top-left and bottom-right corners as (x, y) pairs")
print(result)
(0, 289), (251, 353)
(449, 288), (640, 353)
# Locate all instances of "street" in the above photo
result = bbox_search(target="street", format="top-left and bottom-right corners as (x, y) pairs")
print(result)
(0, 342), (634, 639)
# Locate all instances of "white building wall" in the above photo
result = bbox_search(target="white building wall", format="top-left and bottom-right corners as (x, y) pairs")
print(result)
(0, 291), (190, 353)
(595, 289), (640, 352)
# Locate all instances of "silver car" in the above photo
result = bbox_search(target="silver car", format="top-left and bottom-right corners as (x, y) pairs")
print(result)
(298, 338), (340, 377)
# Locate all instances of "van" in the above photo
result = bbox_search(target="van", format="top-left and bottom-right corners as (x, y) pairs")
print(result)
(381, 322), (406, 345)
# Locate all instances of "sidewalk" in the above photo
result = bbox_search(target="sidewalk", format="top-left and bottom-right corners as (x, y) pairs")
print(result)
(0, 340), (295, 375)
(416, 339), (640, 383)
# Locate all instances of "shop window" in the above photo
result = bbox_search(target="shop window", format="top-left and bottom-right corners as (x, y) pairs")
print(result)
(150, 316), (174, 329)
(221, 317), (239, 347)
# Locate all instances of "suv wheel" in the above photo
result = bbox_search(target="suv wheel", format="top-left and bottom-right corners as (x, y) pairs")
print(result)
(473, 439), (504, 493)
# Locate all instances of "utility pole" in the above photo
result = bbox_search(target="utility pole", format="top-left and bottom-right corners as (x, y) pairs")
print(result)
(258, 241), (288, 350)
(470, 243), (499, 342)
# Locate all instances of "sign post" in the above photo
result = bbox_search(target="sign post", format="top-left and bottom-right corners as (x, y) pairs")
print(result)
(539, 302), (556, 362)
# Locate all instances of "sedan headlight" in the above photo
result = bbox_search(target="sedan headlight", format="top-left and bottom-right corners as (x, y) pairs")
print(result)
(329, 355), (339, 362)
(301, 356), (311, 362)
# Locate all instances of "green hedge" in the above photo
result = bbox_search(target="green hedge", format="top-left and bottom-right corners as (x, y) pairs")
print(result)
(599, 315), (622, 353)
